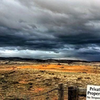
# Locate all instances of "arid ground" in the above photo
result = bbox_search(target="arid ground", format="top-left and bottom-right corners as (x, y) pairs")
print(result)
(0, 60), (100, 100)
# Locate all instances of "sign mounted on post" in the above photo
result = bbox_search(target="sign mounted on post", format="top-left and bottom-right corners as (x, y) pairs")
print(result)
(86, 85), (100, 100)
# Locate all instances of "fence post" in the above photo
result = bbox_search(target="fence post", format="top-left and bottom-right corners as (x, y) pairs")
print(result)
(58, 83), (64, 100)
(68, 86), (79, 100)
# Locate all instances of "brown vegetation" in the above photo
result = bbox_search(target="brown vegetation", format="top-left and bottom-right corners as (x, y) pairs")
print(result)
(0, 61), (100, 100)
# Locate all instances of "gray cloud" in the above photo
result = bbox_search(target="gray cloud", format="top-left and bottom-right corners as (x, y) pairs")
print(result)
(0, 0), (100, 61)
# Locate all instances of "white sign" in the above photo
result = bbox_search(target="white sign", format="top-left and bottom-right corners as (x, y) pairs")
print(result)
(86, 85), (100, 100)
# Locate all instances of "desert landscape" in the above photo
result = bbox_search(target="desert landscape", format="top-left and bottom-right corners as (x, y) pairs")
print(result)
(0, 58), (100, 100)
(1, 0), (100, 99)
(1, 0), (100, 100)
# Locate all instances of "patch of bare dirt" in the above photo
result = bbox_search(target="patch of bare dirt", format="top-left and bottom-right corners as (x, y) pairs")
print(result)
(17, 64), (95, 73)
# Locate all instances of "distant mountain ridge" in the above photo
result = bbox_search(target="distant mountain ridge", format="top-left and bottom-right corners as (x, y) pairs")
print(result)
(0, 57), (91, 63)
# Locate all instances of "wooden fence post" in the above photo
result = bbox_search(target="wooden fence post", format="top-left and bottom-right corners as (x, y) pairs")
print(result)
(58, 83), (64, 100)
(78, 88), (86, 97)
(68, 86), (79, 100)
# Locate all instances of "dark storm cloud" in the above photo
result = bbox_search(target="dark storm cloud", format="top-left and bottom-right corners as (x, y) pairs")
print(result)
(0, 0), (100, 60)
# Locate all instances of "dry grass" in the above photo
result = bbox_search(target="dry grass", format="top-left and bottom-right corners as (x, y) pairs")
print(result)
(0, 62), (100, 100)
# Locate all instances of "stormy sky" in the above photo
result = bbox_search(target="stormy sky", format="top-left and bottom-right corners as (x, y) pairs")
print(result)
(0, 0), (100, 61)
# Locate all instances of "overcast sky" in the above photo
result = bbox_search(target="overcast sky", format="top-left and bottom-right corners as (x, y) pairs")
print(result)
(0, 0), (100, 61)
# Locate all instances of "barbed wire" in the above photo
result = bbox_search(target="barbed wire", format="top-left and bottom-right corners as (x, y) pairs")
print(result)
(32, 84), (86, 97)
(33, 88), (58, 97)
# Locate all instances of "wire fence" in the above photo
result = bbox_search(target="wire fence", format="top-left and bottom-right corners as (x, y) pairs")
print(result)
(33, 87), (58, 97)
(28, 83), (86, 100)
